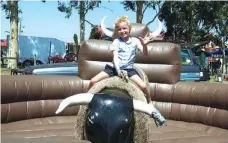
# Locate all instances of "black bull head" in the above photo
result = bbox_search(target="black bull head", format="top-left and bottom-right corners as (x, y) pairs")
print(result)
(56, 93), (154, 143)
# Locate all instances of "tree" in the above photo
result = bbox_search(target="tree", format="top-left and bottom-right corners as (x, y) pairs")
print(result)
(1, 0), (45, 69)
(159, 1), (200, 42)
(57, 1), (101, 43)
(73, 34), (80, 56)
(160, 1), (228, 73)
(197, 2), (228, 42)
(89, 26), (102, 40)
(121, 0), (163, 24)
(1, 1), (19, 69)
(159, 1), (227, 43)
(199, 1), (228, 73)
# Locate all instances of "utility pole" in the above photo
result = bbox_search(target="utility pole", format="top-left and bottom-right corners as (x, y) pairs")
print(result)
(221, 37), (226, 74)
(7, 1), (18, 69)
(19, 19), (21, 35)
(79, 1), (85, 43)
(19, 19), (23, 35)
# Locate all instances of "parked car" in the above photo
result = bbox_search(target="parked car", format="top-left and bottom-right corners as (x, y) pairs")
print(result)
(181, 41), (211, 81)
(180, 48), (201, 81)
(22, 62), (78, 76)
(20, 41), (210, 82)
(22, 58), (43, 68)
(21, 49), (201, 81)
(48, 53), (78, 63)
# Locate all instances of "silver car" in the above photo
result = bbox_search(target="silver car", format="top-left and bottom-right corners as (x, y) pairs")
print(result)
(22, 62), (78, 76)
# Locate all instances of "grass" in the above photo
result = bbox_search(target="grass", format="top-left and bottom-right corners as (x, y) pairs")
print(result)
(208, 75), (228, 84)
(1, 68), (11, 75)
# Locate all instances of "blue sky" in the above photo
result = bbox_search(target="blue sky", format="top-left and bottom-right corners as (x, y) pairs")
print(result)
(1, 1), (163, 43)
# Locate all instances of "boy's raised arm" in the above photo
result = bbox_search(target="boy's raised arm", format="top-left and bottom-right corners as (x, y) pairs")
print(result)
(137, 38), (149, 56)
(110, 40), (121, 75)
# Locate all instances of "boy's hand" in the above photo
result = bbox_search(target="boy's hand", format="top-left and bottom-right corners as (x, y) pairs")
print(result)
(117, 70), (122, 77)
(139, 32), (164, 45)
(118, 70), (129, 82)
(139, 33), (153, 45)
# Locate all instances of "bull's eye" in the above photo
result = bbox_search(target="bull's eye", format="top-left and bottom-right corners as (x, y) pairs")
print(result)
(90, 115), (95, 119)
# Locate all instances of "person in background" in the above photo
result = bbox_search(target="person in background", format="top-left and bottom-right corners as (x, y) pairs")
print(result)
(1, 48), (4, 67)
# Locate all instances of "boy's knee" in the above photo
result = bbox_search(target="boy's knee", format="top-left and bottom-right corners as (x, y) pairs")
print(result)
(140, 83), (147, 90)
(90, 78), (97, 85)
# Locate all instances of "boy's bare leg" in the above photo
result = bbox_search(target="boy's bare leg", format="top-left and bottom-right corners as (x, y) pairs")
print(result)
(130, 75), (150, 101)
(130, 75), (166, 127)
(88, 71), (110, 91)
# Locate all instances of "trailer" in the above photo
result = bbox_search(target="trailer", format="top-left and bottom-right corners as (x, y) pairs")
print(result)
(6, 35), (67, 67)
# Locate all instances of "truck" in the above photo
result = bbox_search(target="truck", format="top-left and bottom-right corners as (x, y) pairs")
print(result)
(6, 35), (67, 68)
(180, 41), (212, 81)
(180, 47), (202, 81)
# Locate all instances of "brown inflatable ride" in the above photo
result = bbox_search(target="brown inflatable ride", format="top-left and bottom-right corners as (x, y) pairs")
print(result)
(1, 23), (228, 143)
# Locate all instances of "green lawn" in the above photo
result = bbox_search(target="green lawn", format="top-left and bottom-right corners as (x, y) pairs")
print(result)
(208, 75), (228, 84)
(1, 68), (11, 75)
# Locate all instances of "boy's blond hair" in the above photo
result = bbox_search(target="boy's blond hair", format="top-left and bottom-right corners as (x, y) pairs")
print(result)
(114, 16), (132, 32)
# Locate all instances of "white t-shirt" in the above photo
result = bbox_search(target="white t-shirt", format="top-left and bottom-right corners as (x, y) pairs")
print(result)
(110, 37), (142, 69)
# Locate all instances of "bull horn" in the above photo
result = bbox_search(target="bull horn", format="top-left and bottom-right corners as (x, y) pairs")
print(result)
(55, 93), (94, 114)
(133, 100), (155, 116)
(101, 16), (114, 37)
(150, 18), (163, 37)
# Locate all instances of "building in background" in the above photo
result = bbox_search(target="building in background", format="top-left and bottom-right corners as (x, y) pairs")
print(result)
(6, 35), (67, 68)
(1, 39), (7, 66)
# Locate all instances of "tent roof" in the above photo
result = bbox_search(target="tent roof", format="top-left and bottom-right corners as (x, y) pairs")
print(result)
(0, 39), (7, 47)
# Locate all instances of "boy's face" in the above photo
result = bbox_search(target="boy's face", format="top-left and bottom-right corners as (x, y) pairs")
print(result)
(116, 22), (130, 40)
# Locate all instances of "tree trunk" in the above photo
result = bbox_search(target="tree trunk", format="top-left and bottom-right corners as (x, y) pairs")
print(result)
(221, 37), (226, 74)
(7, 1), (18, 69)
(79, 1), (85, 43)
(136, 1), (143, 23)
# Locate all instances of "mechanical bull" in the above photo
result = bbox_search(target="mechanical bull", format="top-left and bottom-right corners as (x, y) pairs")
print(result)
(55, 17), (165, 143)
(55, 66), (159, 143)
(56, 92), (157, 143)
